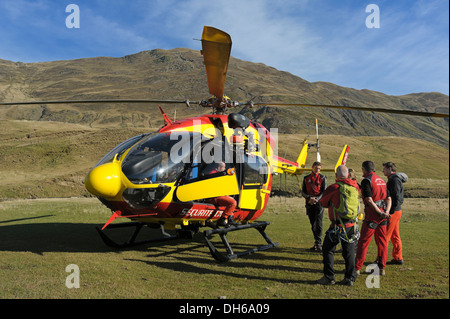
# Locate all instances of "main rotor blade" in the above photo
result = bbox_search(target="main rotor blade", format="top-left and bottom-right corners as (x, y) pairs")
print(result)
(201, 26), (232, 101)
(0, 99), (192, 106)
(253, 102), (449, 118)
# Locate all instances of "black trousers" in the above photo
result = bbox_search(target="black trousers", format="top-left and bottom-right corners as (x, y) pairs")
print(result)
(322, 225), (357, 281)
(306, 203), (323, 246)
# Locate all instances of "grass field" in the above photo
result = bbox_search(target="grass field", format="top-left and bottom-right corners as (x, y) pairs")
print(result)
(0, 119), (448, 301)
(1, 196), (448, 299)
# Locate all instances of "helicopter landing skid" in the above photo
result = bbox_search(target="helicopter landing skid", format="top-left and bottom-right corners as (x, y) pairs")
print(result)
(202, 221), (280, 262)
(95, 222), (179, 249)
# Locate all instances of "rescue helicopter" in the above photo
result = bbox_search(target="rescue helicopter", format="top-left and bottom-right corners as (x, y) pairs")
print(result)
(81, 27), (352, 262)
(1, 26), (448, 262)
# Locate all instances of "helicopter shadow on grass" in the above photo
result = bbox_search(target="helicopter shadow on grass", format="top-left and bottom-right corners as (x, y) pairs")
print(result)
(96, 223), (329, 284)
(0, 216), (331, 284)
(126, 254), (321, 285)
(0, 219), (113, 254)
(0, 215), (204, 255)
(0, 215), (239, 257)
(0, 214), (201, 255)
(271, 246), (347, 266)
(124, 236), (324, 285)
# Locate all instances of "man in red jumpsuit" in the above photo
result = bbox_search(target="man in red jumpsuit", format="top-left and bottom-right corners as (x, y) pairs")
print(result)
(206, 162), (237, 227)
(355, 161), (392, 275)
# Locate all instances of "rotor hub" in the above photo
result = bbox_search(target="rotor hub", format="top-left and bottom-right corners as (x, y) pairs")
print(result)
(199, 96), (241, 114)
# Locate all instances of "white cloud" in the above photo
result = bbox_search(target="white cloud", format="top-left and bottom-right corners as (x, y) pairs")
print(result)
(77, 9), (158, 56)
(136, 0), (336, 79)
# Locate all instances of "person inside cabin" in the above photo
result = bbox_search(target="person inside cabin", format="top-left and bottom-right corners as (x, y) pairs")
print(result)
(206, 161), (238, 227)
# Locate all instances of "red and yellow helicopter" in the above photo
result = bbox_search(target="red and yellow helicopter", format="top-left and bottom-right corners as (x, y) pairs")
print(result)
(2, 26), (448, 261)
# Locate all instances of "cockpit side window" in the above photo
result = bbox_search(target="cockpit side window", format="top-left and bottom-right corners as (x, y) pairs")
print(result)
(243, 155), (268, 185)
(121, 133), (190, 184)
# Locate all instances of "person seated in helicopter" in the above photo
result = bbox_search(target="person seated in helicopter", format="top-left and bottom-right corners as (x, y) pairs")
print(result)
(205, 161), (238, 227)
(203, 161), (226, 176)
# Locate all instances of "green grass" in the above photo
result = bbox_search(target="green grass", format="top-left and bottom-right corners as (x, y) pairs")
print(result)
(0, 196), (448, 299)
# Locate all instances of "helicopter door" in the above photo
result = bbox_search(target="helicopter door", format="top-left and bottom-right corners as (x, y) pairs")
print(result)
(238, 155), (269, 210)
(174, 139), (240, 202)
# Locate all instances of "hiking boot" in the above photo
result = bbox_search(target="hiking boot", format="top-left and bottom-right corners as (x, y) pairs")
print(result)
(216, 217), (228, 227)
(227, 216), (239, 226)
(309, 244), (322, 252)
(316, 276), (335, 285)
(387, 259), (404, 265)
(339, 278), (354, 286)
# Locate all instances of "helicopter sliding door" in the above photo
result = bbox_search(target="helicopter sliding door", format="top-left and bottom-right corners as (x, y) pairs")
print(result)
(174, 138), (240, 202)
(238, 155), (270, 210)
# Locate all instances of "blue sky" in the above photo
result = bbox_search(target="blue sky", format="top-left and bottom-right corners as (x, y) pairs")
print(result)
(0, 0), (448, 96)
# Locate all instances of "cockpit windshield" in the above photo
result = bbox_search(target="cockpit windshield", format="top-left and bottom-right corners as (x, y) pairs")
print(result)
(95, 133), (150, 167)
(121, 132), (192, 184)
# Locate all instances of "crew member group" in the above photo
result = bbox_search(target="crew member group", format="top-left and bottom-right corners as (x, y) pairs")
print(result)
(306, 160), (406, 286)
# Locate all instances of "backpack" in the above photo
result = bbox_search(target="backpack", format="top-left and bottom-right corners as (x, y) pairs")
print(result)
(332, 182), (360, 221)
(396, 172), (408, 183)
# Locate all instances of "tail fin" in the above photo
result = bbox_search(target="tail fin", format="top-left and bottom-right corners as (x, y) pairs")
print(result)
(334, 145), (350, 172)
(295, 138), (309, 168)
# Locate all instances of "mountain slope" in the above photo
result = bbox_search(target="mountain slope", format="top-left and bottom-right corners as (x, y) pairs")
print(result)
(1, 48), (448, 146)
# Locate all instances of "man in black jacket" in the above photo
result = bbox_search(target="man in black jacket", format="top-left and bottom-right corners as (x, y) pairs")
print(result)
(383, 162), (406, 265)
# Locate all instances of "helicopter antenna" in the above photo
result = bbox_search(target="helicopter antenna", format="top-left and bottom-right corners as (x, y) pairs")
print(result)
(315, 118), (321, 163)
(158, 105), (173, 126)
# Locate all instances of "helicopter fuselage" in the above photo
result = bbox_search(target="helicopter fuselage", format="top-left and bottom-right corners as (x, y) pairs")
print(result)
(85, 113), (277, 231)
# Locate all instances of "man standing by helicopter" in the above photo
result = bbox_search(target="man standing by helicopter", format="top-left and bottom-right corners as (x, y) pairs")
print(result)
(302, 161), (327, 252)
(383, 161), (405, 265)
(317, 165), (360, 286)
(355, 161), (391, 275)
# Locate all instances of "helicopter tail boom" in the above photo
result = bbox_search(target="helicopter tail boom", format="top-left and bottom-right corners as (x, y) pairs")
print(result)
(272, 143), (350, 175)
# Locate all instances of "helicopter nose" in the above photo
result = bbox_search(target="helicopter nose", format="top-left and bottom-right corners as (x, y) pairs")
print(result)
(85, 162), (122, 198)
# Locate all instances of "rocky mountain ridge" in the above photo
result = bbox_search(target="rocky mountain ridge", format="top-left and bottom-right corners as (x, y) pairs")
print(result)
(1, 48), (448, 146)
